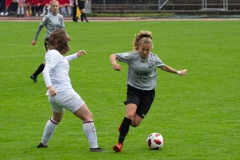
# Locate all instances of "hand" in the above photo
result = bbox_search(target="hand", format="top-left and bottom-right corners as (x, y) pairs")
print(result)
(67, 35), (71, 41)
(48, 86), (57, 97)
(32, 40), (36, 46)
(112, 62), (122, 71)
(179, 69), (187, 76)
(77, 50), (87, 57)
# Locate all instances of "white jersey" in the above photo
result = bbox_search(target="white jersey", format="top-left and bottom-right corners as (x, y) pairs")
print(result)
(43, 49), (77, 93)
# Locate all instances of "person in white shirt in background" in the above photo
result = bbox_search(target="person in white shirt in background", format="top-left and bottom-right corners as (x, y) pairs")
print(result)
(16, 0), (24, 17)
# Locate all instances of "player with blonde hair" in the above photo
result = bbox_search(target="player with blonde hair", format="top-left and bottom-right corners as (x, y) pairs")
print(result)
(110, 30), (187, 152)
(30, 0), (71, 83)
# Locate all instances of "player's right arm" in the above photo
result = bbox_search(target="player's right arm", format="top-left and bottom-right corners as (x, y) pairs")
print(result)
(32, 25), (44, 46)
(32, 16), (47, 46)
(110, 54), (122, 71)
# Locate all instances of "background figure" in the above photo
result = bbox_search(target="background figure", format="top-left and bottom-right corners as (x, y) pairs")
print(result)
(17, 0), (24, 17)
(3, 0), (11, 15)
(72, 0), (88, 22)
(35, 0), (44, 17)
(66, 0), (73, 16)
(30, 0), (71, 83)
(31, 0), (38, 16)
(38, 28), (106, 152)
(58, 0), (67, 16)
(4, 0), (18, 16)
(0, 0), (6, 16)
(9, 0), (18, 15)
(110, 30), (187, 152)
(40, 0), (50, 16)
(25, 0), (33, 16)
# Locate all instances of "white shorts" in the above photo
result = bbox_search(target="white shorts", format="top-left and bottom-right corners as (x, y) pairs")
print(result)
(48, 88), (85, 113)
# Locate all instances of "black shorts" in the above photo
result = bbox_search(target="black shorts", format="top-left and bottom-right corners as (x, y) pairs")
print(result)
(44, 38), (49, 51)
(79, 1), (85, 10)
(124, 85), (155, 119)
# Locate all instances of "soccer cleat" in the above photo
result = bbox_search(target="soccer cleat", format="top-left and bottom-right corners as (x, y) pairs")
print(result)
(4, 12), (8, 16)
(37, 143), (48, 148)
(30, 75), (38, 83)
(90, 147), (106, 152)
(112, 143), (123, 152)
(0, 12), (4, 16)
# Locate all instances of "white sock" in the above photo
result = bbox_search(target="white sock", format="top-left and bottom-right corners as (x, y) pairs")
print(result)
(42, 6), (46, 15)
(47, 6), (50, 13)
(67, 7), (71, 15)
(61, 7), (66, 15)
(83, 121), (98, 148)
(21, 7), (24, 15)
(17, 7), (20, 14)
(41, 118), (58, 146)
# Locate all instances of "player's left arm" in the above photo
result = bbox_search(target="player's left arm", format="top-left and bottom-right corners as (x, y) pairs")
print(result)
(160, 65), (187, 76)
(65, 50), (87, 62)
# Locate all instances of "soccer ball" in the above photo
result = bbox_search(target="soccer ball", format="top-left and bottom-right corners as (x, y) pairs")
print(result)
(146, 132), (164, 150)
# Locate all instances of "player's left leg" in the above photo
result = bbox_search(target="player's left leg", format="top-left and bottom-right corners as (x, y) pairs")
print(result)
(79, 1), (88, 22)
(73, 104), (106, 152)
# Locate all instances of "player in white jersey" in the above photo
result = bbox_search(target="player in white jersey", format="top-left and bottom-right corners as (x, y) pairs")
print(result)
(110, 31), (187, 152)
(30, 0), (71, 83)
(37, 28), (106, 152)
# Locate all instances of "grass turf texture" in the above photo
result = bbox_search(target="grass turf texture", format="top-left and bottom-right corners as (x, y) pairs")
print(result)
(0, 20), (239, 159)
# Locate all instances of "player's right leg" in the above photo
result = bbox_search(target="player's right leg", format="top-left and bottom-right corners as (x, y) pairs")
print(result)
(37, 104), (65, 148)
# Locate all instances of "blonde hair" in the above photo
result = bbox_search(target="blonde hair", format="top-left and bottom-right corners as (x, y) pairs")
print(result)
(132, 31), (153, 51)
(51, 0), (59, 6)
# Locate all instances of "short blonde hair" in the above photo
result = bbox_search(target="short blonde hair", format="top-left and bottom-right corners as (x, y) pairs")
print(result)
(132, 31), (153, 51)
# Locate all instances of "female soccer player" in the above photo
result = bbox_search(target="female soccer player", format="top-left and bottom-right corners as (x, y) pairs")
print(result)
(110, 30), (187, 152)
(30, 0), (71, 83)
(37, 28), (105, 152)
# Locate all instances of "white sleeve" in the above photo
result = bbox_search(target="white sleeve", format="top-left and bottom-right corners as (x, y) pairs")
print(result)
(45, 50), (62, 69)
(42, 66), (52, 88)
(65, 53), (78, 62)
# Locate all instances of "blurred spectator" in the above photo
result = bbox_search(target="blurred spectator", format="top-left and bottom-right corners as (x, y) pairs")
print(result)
(0, 0), (6, 16)
(40, 0), (50, 16)
(17, 0), (24, 17)
(4, 0), (18, 16)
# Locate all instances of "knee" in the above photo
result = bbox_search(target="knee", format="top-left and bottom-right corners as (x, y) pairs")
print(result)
(131, 122), (139, 127)
(125, 113), (135, 120)
(52, 117), (62, 123)
(83, 111), (93, 121)
(88, 112), (93, 119)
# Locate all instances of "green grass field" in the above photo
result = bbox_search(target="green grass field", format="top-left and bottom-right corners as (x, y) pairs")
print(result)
(0, 20), (239, 160)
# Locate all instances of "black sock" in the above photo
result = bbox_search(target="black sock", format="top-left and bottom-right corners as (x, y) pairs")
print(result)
(81, 14), (83, 21)
(118, 117), (132, 143)
(32, 63), (45, 77)
(82, 13), (88, 21)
